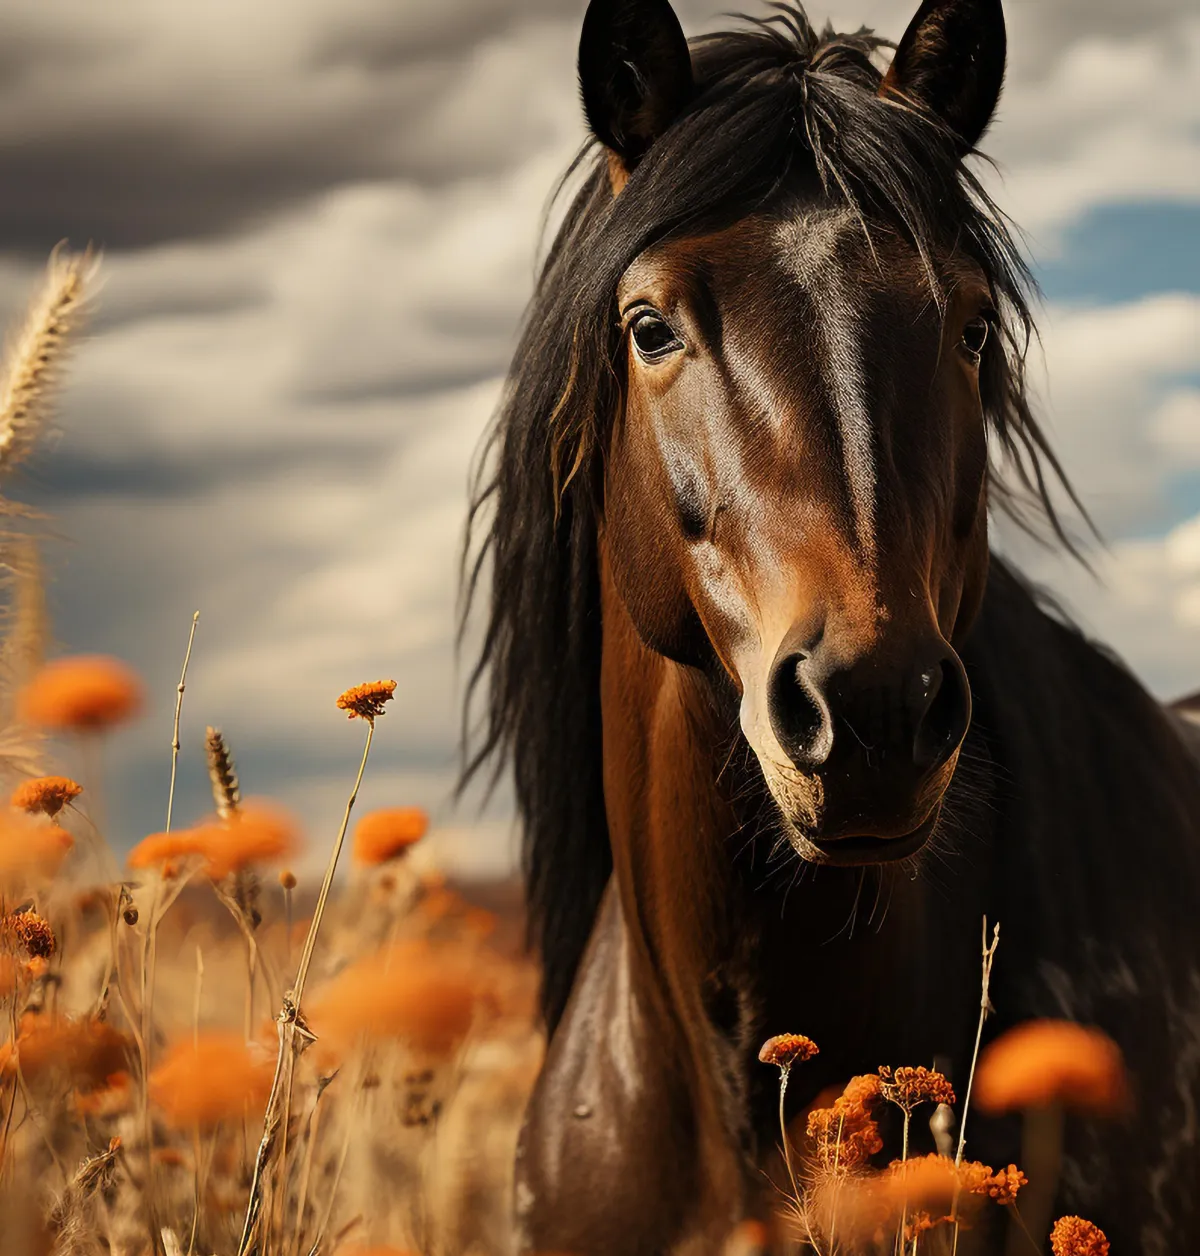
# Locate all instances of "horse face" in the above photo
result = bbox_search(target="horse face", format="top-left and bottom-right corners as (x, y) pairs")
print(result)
(604, 212), (991, 863)
(583, 0), (1007, 863)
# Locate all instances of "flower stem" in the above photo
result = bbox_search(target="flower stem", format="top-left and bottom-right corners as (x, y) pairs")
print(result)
(291, 718), (374, 1003)
(778, 1065), (801, 1203)
(952, 918), (1000, 1256)
(237, 717), (377, 1256)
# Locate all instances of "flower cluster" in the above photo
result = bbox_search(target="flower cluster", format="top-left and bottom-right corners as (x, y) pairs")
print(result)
(1, 909), (56, 958)
(353, 806), (428, 865)
(878, 1064), (956, 1112)
(127, 799), (300, 881)
(975, 1020), (1128, 1116)
(758, 1033), (819, 1070)
(806, 1073), (884, 1170)
(336, 680), (397, 722)
(149, 1034), (273, 1129)
(18, 655), (142, 730)
(11, 775), (82, 818)
(1050, 1215), (1110, 1256)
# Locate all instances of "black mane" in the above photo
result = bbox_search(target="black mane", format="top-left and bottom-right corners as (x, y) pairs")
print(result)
(460, 4), (1081, 1030)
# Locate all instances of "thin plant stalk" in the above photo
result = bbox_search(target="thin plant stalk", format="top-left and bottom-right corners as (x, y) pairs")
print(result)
(951, 918), (1000, 1256)
(308, 1055), (370, 1256)
(827, 1109), (846, 1252)
(139, 613), (200, 1256)
(897, 1106), (912, 1254)
(777, 1064), (801, 1204)
(237, 717), (377, 1256)
(289, 1075), (337, 1256)
(166, 612), (200, 834)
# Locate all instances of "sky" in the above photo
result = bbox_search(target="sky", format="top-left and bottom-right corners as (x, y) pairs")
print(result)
(0, 0), (1196, 880)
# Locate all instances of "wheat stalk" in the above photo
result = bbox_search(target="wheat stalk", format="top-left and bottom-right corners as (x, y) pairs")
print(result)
(0, 244), (96, 477)
(206, 726), (241, 819)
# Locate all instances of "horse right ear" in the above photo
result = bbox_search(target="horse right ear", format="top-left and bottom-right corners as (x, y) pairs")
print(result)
(578, 0), (694, 193)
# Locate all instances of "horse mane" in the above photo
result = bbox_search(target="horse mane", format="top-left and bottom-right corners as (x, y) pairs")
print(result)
(460, 3), (1084, 1030)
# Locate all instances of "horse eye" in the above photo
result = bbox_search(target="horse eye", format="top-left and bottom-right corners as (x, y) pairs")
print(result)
(630, 311), (683, 360)
(961, 316), (990, 359)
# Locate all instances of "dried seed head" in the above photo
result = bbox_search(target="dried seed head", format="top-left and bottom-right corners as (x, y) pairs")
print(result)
(205, 727), (241, 820)
(0, 245), (95, 477)
(758, 1033), (819, 1070)
(878, 1065), (956, 1112)
(1050, 1216), (1110, 1256)
(336, 679), (397, 722)
(2, 909), (56, 958)
(279, 869), (296, 891)
(122, 907), (139, 927)
(10, 775), (82, 818)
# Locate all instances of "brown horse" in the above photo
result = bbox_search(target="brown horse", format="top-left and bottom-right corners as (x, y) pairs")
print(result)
(462, 0), (1200, 1251)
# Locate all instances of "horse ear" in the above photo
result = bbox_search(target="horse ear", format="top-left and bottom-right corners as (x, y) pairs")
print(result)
(880, 0), (1006, 151)
(578, 0), (694, 190)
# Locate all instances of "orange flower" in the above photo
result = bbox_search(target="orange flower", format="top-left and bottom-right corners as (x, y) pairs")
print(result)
(353, 807), (428, 865)
(758, 1033), (819, 1070)
(18, 655), (143, 730)
(1, 910), (56, 958)
(11, 775), (82, 817)
(127, 829), (207, 871)
(336, 679), (396, 721)
(1050, 1216), (1109, 1256)
(190, 800), (301, 879)
(0, 811), (73, 883)
(880, 1154), (958, 1214)
(974, 1021), (1128, 1116)
(0, 1015), (132, 1090)
(984, 1163), (1028, 1206)
(149, 1034), (273, 1128)
(310, 939), (479, 1056)
(129, 801), (301, 880)
(806, 1073), (884, 1170)
(878, 1065), (956, 1111)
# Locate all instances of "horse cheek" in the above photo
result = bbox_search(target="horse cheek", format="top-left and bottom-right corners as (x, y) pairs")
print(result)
(603, 454), (709, 667)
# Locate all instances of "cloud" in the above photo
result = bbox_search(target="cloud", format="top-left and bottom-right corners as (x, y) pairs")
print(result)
(1024, 293), (1200, 535)
(1003, 508), (1200, 701)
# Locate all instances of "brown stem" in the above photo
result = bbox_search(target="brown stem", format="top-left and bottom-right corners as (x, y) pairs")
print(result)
(237, 719), (376, 1256)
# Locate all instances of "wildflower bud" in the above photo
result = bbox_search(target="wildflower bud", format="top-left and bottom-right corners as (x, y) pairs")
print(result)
(122, 907), (139, 927)
(758, 1033), (819, 1070)
(279, 869), (296, 891)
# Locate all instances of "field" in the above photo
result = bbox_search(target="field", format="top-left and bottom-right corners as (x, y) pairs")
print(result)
(0, 255), (1119, 1256)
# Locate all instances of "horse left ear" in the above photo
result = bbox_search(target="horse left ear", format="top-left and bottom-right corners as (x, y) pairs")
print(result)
(578, 0), (694, 192)
(880, 0), (1007, 152)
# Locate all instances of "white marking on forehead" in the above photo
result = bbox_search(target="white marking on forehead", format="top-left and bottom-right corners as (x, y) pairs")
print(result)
(774, 209), (876, 556)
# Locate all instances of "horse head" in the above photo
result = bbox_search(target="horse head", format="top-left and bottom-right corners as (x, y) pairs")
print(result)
(583, 0), (1013, 865)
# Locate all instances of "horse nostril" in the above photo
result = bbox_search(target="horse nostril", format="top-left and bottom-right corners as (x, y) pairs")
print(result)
(912, 657), (970, 772)
(768, 653), (831, 767)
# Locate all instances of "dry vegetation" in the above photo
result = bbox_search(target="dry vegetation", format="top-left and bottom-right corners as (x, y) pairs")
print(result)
(0, 252), (1120, 1256)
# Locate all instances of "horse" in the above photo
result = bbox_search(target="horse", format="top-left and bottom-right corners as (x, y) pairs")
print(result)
(461, 0), (1200, 1250)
